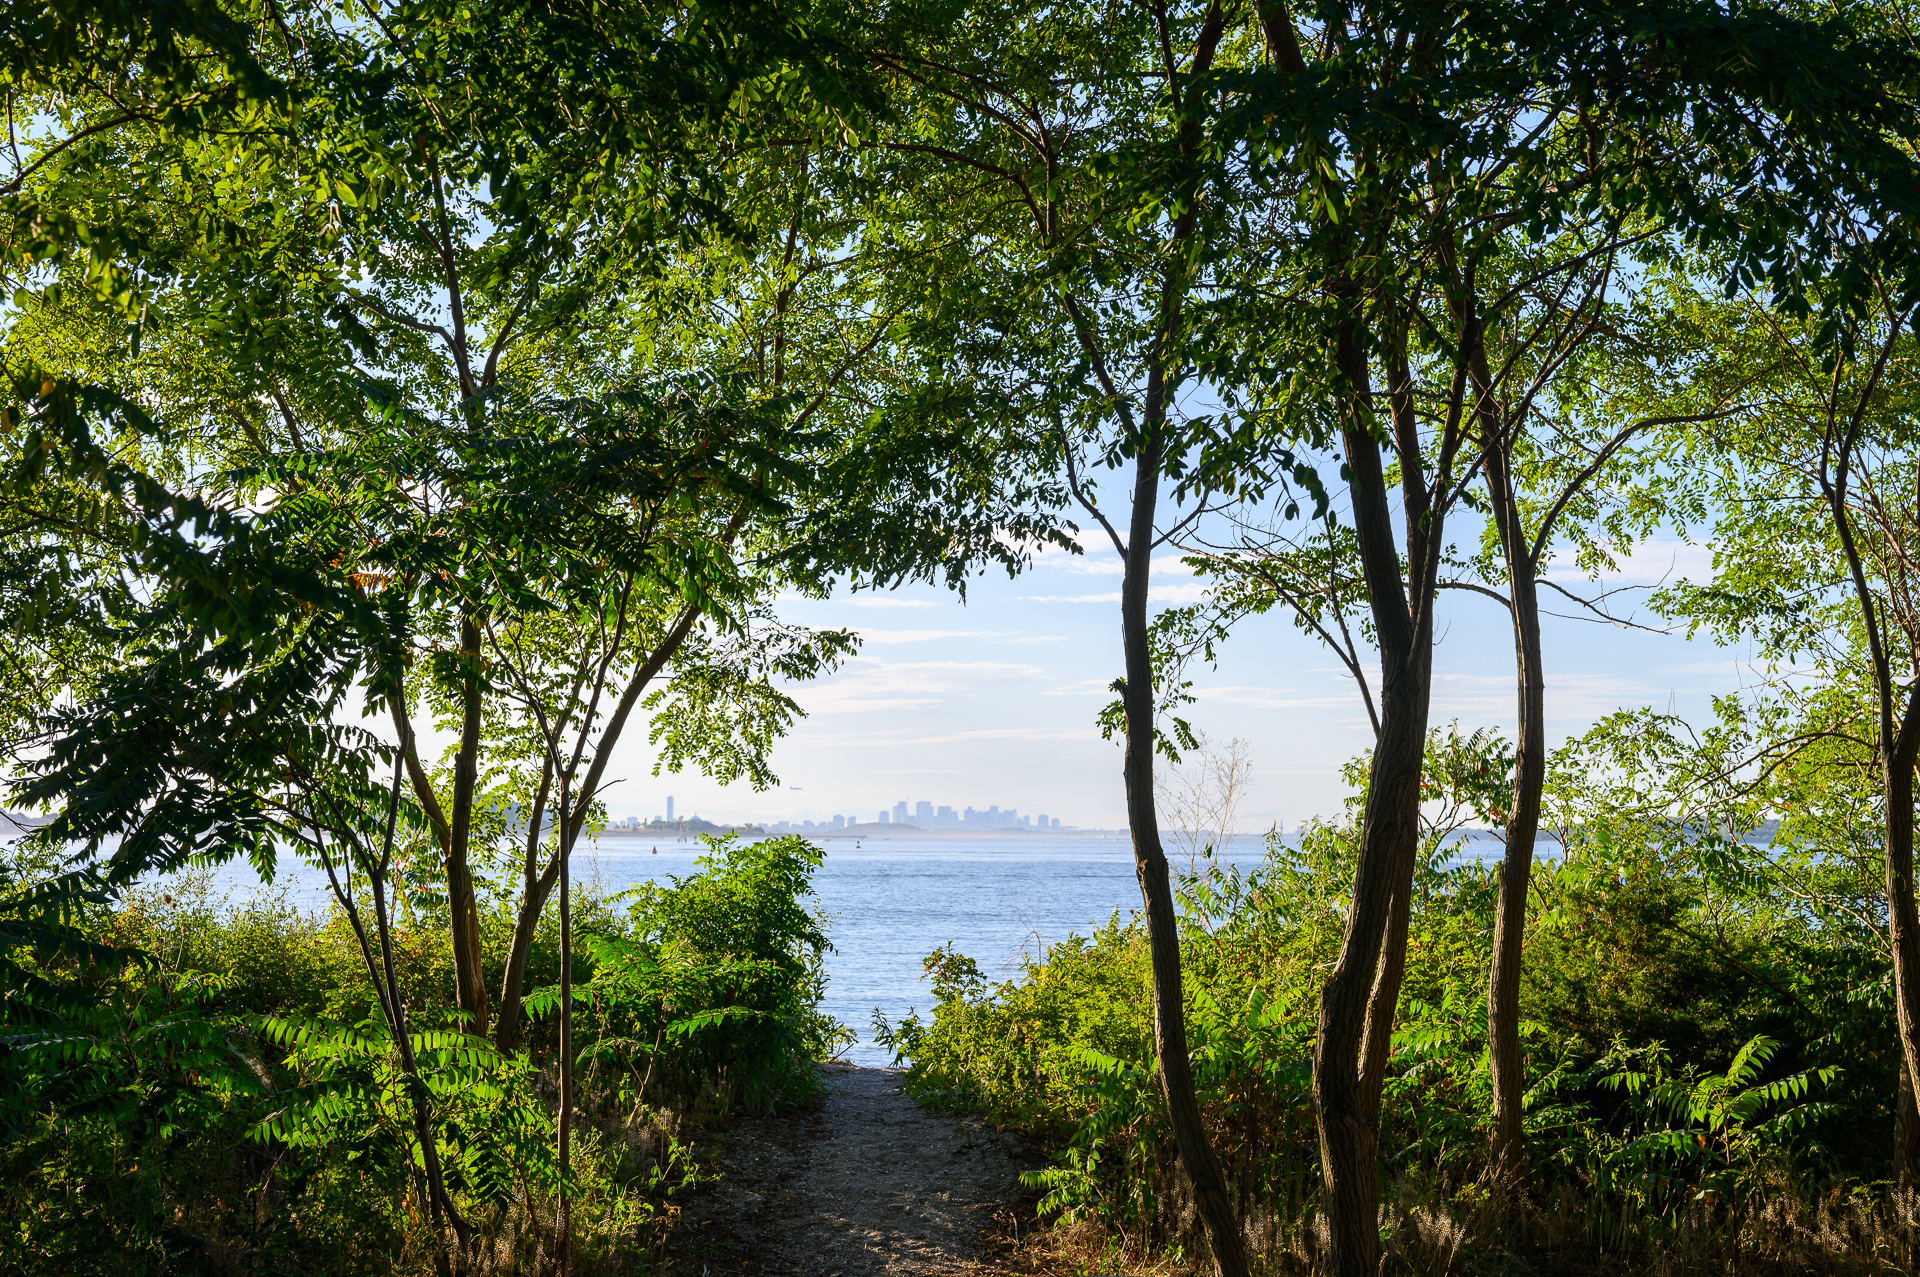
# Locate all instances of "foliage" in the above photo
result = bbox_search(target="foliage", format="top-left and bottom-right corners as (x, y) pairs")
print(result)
(559, 834), (849, 1119)
(0, 828), (840, 1273)
(888, 732), (1906, 1273)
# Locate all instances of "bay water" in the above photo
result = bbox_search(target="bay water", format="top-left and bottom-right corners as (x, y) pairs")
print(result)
(207, 830), (1274, 1068)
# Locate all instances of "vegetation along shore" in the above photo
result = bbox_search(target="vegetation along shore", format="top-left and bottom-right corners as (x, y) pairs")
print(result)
(9, 1), (1920, 1274)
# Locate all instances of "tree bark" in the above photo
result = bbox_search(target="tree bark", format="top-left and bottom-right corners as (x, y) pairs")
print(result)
(445, 611), (490, 1036)
(493, 857), (561, 1053)
(1825, 427), (1920, 1190)
(1895, 1055), (1920, 1189)
(1882, 708), (1920, 1187)
(1483, 441), (1544, 1177)
(1313, 322), (1439, 1277)
(1120, 438), (1248, 1277)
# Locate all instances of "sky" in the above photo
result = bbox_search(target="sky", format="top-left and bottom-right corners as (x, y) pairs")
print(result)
(593, 516), (1762, 833)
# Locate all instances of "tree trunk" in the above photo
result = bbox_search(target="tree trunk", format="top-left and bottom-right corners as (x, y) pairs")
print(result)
(493, 857), (560, 1053)
(446, 611), (490, 1036)
(1883, 712), (1920, 1187)
(556, 769), (574, 1276)
(1895, 1055), (1920, 1189)
(1314, 390), (1436, 1277)
(1483, 443), (1544, 1177)
(1120, 440), (1248, 1277)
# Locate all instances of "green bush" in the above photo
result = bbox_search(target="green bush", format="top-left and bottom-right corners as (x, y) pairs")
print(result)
(885, 813), (1899, 1274)
(0, 833), (843, 1274)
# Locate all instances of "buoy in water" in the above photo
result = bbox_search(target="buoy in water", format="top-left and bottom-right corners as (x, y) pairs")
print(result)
(651, 846), (658, 854)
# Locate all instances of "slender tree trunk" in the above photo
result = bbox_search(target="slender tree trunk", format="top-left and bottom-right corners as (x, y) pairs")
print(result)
(447, 611), (490, 1036)
(493, 859), (560, 1053)
(1314, 328), (1437, 1276)
(1314, 643), (1429, 1277)
(491, 604), (705, 1052)
(556, 767), (574, 1277)
(1120, 439), (1248, 1277)
(1882, 712), (1920, 1187)
(1483, 444), (1544, 1177)
(1828, 443), (1920, 1190)
(1895, 1055), (1920, 1189)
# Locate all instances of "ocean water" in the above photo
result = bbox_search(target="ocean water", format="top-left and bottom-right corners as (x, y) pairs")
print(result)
(207, 830), (1273, 1068)
(591, 832), (1273, 1067)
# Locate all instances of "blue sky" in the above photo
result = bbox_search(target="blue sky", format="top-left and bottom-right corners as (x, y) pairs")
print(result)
(597, 524), (1758, 832)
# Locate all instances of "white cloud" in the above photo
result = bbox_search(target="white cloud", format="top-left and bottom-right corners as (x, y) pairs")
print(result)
(1192, 685), (1358, 710)
(856, 628), (1022, 643)
(1014, 581), (1212, 605)
(1150, 582), (1213, 605)
(1049, 552), (1203, 578)
(1017, 592), (1123, 604)
(1429, 670), (1670, 721)
(1043, 679), (1119, 697)
(806, 726), (1103, 747)
(1543, 538), (1717, 586)
(793, 659), (1047, 714)
(849, 598), (942, 609)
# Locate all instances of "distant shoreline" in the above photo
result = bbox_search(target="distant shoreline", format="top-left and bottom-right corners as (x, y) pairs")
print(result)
(598, 824), (1135, 840)
(783, 825), (1131, 838)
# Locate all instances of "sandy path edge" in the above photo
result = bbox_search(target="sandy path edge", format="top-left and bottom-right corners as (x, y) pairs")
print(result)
(659, 1062), (1047, 1275)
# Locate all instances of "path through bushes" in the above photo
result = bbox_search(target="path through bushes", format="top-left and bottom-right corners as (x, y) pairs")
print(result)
(663, 1063), (1049, 1275)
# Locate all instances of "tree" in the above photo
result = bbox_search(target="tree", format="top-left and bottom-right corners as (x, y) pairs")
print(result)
(857, 1), (1310, 1266)
(1197, 1), (1920, 1266)
(1646, 269), (1920, 1183)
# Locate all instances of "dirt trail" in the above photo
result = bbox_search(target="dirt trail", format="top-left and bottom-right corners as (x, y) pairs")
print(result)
(664, 1062), (1046, 1275)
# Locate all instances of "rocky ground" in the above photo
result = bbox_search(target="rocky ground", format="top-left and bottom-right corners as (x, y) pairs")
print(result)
(659, 1063), (1052, 1276)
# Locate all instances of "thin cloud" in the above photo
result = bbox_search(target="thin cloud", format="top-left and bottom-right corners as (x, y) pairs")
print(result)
(794, 658), (1047, 714)
(1043, 679), (1118, 697)
(1049, 552), (1203, 578)
(856, 628), (1022, 643)
(1014, 582), (1211, 605)
(806, 726), (1103, 747)
(1193, 685), (1357, 710)
(1542, 538), (1716, 586)
(1016, 592), (1123, 604)
(850, 598), (942, 609)
(1429, 670), (1670, 720)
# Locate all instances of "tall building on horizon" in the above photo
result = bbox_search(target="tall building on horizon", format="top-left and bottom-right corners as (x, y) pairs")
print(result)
(666, 796), (674, 820)
(893, 800), (909, 825)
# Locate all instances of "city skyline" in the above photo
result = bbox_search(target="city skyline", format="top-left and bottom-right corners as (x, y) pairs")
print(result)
(768, 800), (1064, 833)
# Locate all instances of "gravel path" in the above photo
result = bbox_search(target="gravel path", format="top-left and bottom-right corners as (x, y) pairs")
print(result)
(664, 1062), (1045, 1275)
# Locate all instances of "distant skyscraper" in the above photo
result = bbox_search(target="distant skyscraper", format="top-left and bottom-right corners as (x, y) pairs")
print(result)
(893, 800), (908, 825)
(666, 796), (674, 820)
(879, 811), (890, 824)
(1035, 814), (1047, 829)
(936, 805), (955, 829)
(916, 800), (933, 824)
(1050, 817), (1060, 829)
(831, 814), (845, 830)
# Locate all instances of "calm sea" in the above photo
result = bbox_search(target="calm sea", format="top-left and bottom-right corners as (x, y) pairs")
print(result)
(202, 830), (1274, 1068)
(594, 832), (1273, 1066)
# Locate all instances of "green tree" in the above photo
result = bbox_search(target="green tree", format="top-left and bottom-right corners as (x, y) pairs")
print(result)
(1196, 1), (1920, 1267)
(854, 2), (1320, 1267)
(1643, 271), (1920, 1182)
